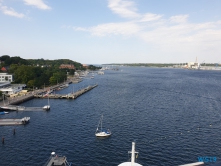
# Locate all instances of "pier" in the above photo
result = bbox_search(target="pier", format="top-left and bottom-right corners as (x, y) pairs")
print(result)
(0, 117), (30, 126)
(34, 84), (98, 99)
(0, 84), (98, 107)
(0, 105), (48, 111)
(0, 84), (97, 126)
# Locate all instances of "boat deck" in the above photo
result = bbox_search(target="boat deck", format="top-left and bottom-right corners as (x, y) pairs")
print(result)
(44, 153), (72, 166)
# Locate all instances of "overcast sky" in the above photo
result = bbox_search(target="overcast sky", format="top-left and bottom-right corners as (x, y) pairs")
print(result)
(0, 0), (221, 64)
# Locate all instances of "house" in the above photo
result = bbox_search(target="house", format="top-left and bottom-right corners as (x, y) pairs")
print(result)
(1, 67), (7, 72)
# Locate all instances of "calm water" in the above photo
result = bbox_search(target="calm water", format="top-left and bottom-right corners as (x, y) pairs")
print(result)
(0, 67), (221, 166)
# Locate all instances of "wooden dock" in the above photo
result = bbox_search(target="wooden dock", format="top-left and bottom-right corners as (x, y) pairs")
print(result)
(0, 117), (30, 126)
(34, 84), (98, 99)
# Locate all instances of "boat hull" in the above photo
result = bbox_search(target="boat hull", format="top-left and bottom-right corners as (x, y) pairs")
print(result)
(95, 131), (111, 137)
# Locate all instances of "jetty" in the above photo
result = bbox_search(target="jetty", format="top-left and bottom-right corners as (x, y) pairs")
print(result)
(0, 84), (98, 108)
(0, 105), (49, 111)
(34, 84), (98, 99)
(0, 117), (30, 126)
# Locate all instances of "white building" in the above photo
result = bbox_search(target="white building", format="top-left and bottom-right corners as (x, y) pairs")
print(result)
(0, 73), (13, 82)
(0, 83), (26, 95)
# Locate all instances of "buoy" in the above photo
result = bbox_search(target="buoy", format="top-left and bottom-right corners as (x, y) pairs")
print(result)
(13, 129), (16, 135)
(2, 137), (4, 144)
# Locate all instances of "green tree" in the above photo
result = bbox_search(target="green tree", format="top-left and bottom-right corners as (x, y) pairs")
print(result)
(27, 80), (35, 88)
(0, 55), (10, 61)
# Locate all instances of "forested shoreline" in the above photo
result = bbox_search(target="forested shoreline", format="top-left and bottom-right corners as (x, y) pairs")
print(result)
(0, 55), (101, 89)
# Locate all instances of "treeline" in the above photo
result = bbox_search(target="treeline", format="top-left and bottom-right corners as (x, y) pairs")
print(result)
(109, 63), (180, 67)
(0, 55), (100, 89)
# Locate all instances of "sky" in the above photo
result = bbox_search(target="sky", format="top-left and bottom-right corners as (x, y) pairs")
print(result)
(0, 0), (221, 64)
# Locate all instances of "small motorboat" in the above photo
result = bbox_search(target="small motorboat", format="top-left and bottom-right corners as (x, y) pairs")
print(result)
(0, 111), (9, 115)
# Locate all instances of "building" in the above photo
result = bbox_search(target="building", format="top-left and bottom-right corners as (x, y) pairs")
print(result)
(0, 73), (13, 82)
(0, 84), (26, 95)
(0, 82), (26, 95)
(83, 64), (88, 68)
(59, 64), (75, 69)
(1, 67), (7, 72)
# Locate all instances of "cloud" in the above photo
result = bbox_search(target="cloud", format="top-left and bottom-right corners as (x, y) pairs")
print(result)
(73, 22), (141, 36)
(140, 13), (163, 22)
(108, 0), (140, 19)
(0, 4), (25, 18)
(23, 0), (51, 10)
(71, 0), (221, 59)
(169, 15), (189, 24)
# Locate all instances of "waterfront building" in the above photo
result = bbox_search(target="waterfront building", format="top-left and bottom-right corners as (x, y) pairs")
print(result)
(0, 73), (13, 82)
(0, 82), (26, 95)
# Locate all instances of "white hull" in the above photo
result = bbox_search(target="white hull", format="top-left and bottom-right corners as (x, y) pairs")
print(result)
(95, 115), (111, 137)
(95, 131), (111, 137)
(43, 105), (50, 110)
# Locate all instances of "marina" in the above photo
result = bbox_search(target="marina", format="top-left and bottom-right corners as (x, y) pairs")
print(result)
(34, 84), (98, 99)
(0, 84), (98, 109)
(0, 67), (221, 165)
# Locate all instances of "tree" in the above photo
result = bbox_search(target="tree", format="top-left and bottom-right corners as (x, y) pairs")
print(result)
(0, 55), (10, 61)
(27, 80), (35, 88)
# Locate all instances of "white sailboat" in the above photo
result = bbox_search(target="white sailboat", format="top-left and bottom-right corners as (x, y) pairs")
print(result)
(43, 96), (50, 110)
(95, 115), (111, 137)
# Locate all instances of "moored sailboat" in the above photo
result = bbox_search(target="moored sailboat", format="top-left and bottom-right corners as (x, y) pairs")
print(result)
(43, 96), (50, 110)
(95, 115), (111, 137)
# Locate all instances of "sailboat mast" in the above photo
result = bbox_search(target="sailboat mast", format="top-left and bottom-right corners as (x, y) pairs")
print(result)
(101, 115), (103, 131)
(2, 94), (5, 106)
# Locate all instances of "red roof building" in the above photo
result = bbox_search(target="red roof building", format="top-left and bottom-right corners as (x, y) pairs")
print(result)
(1, 67), (7, 72)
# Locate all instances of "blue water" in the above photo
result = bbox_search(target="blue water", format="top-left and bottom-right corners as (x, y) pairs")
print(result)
(0, 67), (221, 166)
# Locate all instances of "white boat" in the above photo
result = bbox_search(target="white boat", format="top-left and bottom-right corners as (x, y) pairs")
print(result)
(43, 97), (50, 110)
(98, 71), (104, 75)
(59, 83), (69, 89)
(95, 115), (111, 137)
(0, 111), (9, 115)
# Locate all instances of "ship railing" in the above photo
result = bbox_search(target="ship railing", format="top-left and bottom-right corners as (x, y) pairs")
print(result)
(43, 153), (73, 166)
